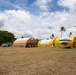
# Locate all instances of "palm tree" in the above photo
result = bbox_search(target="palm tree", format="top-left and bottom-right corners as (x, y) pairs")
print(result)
(21, 36), (24, 38)
(50, 34), (54, 39)
(69, 32), (72, 37)
(60, 26), (66, 37)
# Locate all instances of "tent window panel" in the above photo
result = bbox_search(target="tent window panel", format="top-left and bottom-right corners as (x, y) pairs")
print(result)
(60, 42), (67, 45)
(60, 40), (68, 45)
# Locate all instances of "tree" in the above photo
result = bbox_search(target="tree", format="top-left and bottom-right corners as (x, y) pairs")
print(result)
(0, 30), (16, 44)
(21, 36), (24, 38)
(50, 34), (54, 39)
(69, 32), (72, 37)
(60, 26), (66, 37)
(35, 38), (39, 43)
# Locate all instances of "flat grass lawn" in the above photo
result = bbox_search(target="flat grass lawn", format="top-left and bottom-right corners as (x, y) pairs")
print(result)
(0, 47), (76, 75)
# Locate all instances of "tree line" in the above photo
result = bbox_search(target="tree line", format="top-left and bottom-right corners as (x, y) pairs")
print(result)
(0, 30), (16, 45)
(0, 26), (73, 45)
(50, 26), (73, 39)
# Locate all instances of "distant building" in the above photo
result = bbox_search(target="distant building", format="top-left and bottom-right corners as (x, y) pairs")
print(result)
(13, 38), (37, 47)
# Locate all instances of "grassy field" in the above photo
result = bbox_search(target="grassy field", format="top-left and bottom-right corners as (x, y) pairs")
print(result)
(0, 47), (76, 75)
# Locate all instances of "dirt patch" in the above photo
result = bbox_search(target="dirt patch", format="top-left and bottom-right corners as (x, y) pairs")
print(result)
(0, 47), (76, 75)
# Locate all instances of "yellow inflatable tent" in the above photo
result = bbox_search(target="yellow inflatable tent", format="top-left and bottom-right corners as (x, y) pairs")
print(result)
(38, 39), (54, 47)
(70, 36), (76, 48)
(54, 36), (76, 48)
(53, 37), (61, 48)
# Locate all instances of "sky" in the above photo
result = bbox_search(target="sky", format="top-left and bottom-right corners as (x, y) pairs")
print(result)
(0, 0), (76, 39)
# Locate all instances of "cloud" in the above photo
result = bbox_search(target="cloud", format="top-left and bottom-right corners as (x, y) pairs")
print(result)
(0, 10), (31, 38)
(0, 9), (76, 39)
(58, 0), (76, 11)
(0, 13), (7, 28)
(36, 0), (52, 11)
(0, 0), (25, 10)
(0, 18), (4, 28)
(0, 0), (76, 39)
